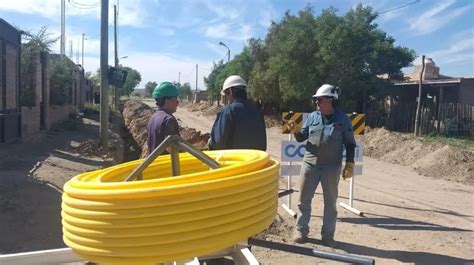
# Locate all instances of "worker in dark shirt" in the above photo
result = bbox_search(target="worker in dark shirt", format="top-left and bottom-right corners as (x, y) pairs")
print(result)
(209, 75), (266, 151)
(147, 82), (180, 153)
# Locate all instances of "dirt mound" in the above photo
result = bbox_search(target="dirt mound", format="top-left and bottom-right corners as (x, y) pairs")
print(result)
(180, 128), (210, 150)
(264, 114), (280, 128)
(123, 100), (156, 157)
(73, 139), (107, 157)
(122, 100), (210, 157)
(363, 127), (474, 184)
(185, 102), (222, 117)
(254, 213), (294, 242)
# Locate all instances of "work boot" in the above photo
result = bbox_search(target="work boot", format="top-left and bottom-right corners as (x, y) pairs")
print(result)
(321, 237), (337, 248)
(293, 231), (308, 243)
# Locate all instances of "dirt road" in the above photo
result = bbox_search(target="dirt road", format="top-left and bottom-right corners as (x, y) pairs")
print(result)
(0, 118), (113, 254)
(1, 101), (472, 264)
(173, 102), (474, 265)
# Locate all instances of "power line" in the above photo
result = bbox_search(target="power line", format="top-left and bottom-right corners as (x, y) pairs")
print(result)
(378, 0), (420, 14)
(70, 0), (100, 7)
(68, 2), (100, 9)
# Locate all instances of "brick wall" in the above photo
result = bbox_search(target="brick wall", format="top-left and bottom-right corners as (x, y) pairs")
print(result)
(21, 106), (40, 138)
(49, 104), (74, 125)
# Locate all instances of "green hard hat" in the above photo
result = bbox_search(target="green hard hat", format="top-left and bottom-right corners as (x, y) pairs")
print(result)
(152, 82), (179, 98)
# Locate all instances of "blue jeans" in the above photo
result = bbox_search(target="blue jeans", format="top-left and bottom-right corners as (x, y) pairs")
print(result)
(295, 162), (341, 239)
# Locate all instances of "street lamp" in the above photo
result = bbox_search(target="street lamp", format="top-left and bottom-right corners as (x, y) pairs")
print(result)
(219, 41), (230, 62)
(117, 56), (128, 66)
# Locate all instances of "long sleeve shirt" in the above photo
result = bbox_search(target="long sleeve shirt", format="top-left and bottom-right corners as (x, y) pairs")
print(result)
(294, 110), (356, 165)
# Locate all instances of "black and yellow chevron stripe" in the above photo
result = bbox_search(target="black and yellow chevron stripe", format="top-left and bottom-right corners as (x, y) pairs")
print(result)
(282, 112), (365, 135)
(349, 113), (365, 135)
(281, 112), (304, 134)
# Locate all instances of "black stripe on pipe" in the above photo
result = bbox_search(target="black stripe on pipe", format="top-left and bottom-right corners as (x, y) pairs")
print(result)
(278, 189), (294, 198)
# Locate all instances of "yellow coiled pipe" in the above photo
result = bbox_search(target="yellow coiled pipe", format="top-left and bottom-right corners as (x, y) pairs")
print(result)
(62, 150), (279, 264)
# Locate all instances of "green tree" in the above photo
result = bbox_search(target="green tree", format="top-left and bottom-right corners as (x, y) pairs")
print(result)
(204, 4), (415, 113)
(264, 7), (320, 111)
(314, 5), (415, 111)
(49, 56), (77, 105)
(145, 81), (158, 98)
(118, 65), (142, 96)
(85, 70), (100, 87)
(174, 82), (192, 100)
(20, 26), (59, 106)
(204, 60), (225, 104)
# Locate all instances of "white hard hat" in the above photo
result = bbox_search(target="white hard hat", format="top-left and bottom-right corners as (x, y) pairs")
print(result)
(221, 75), (247, 95)
(312, 84), (338, 100)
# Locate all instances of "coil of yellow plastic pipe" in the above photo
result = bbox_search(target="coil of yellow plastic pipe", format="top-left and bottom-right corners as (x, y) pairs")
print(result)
(62, 149), (279, 264)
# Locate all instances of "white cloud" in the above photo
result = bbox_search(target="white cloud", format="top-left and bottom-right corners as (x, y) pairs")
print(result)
(378, 7), (405, 22)
(41, 26), (104, 61)
(84, 51), (213, 90)
(202, 0), (241, 20)
(427, 30), (474, 65)
(124, 52), (212, 89)
(205, 24), (230, 39)
(408, 0), (472, 35)
(0, 0), (152, 27)
(131, 52), (212, 90)
(205, 23), (253, 42)
(1, 0), (68, 18)
(206, 42), (227, 57)
(155, 28), (175, 36)
(259, 8), (276, 29)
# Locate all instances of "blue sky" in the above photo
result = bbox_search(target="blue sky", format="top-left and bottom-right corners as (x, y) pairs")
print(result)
(1, 0), (473, 90)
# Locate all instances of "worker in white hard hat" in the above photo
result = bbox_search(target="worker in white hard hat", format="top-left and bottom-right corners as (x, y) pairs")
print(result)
(209, 75), (266, 151)
(289, 84), (356, 247)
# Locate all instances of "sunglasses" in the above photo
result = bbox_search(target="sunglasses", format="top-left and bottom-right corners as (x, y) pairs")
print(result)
(314, 96), (331, 101)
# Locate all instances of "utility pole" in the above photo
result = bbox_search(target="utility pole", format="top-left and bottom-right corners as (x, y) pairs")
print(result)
(100, 0), (109, 148)
(195, 64), (198, 92)
(60, 0), (65, 55)
(76, 38), (80, 64)
(114, 4), (119, 110)
(178, 72), (181, 84)
(194, 64), (198, 103)
(69, 40), (73, 59)
(81, 33), (85, 68)
(414, 55), (425, 136)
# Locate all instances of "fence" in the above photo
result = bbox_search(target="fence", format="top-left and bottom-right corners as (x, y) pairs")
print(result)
(366, 101), (474, 137)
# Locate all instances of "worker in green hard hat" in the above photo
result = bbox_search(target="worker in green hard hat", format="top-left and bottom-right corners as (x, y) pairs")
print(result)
(147, 81), (180, 153)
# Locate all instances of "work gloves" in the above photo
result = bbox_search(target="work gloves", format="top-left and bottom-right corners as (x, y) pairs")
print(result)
(286, 120), (300, 134)
(342, 162), (355, 180)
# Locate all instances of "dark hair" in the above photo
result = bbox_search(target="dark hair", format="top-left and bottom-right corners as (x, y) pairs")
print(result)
(229, 86), (247, 99)
(155, 96), (174, 107)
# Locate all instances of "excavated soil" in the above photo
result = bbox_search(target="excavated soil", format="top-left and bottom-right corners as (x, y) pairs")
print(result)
(122, 100), (210, 157)
(363, 127), (474, 185)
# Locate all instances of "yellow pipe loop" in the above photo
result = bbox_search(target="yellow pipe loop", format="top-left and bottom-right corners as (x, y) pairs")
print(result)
(62, 150), (279, 264)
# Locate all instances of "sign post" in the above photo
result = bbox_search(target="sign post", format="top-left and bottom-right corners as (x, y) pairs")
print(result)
(281, 132), (297, 218)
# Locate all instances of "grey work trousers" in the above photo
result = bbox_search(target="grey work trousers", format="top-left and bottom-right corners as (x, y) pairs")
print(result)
(295, 161), (341, 239)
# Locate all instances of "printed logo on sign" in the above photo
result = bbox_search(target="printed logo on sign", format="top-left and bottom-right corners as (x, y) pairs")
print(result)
(281, 140), (363, 162)
(281, 141), (306, 161)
